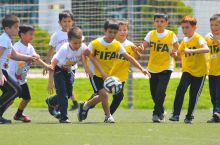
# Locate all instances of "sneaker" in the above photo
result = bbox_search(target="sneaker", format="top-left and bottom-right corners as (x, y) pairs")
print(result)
(59, 119), (71, 123)
(69, 102), (79, 111)
(104, 116), (115, 123)
(169, 115), (179, 122)
(159, 113), (166, 122)
(152, 115), (160, 123)
(77, 102), (88, 122)
(207, 117), (216, 123)
(213, 112), (220, 122)
(46, 97), (61, 119)
(14, 114), (31, 123)
(184, 116), (194, 124)
(0, 117), (12, 124)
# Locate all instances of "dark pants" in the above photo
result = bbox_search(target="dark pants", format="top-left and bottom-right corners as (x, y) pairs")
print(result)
(49, 67), (74, 120)
(209, 75), (220, 114)
(110, 82), (125, 115)
(150, 70), (172, 116)
(0, 70), (21, 116)
(172, 72), (206, 118)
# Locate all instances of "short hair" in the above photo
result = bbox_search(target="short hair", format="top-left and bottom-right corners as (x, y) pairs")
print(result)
(103, 19), (119, 30)
(68, 26), (82, 40)
(154, 13), (169, 21)
(18, 24), (35, 37)
(118, 19), (129, 29)
(181, 16), (197, 26)
(210, 14), (220, 22)
(59, 10), (74, 22)
(2, 14), (20, 29)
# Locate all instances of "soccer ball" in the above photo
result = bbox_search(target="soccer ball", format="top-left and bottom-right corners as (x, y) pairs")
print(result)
(103, 76), (122, 95)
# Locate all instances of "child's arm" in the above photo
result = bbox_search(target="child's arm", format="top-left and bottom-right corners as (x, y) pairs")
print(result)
(43, 46), (55, 75)
(47, 58), (58, 94)
(170, 42), (179, 58)
(34, 57), (54, 71)
(131, 45), (141, 59)
(81, 52), (93, 77)
(123, 52), (151, 78)
(0, 47), (7, 86)
(184, 44), (209, 54)
(11, 47), (38, 62)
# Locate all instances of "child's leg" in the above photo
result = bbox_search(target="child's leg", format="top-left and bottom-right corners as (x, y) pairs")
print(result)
(208, 75), (216, 113)
(0, 70), (21, 117)
(154, 70), (172, 115)
(110, 82), (125, 115)
(14, 83), (31, 119)
(172, 72), (191, 116)
(67, 70), (78, 110)
(186, 75), (206, 119)
(149, 73), (159, 105)
(214, 76), (220, 113)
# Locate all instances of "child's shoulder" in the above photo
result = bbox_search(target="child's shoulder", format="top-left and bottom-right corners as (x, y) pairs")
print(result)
(0, 32), (11, 42)
(122, 39), (134, 47)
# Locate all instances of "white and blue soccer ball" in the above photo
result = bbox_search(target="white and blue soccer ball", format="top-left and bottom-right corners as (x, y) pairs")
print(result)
(104, 76), (122, 95)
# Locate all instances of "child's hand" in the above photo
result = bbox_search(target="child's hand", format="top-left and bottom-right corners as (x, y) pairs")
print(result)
(43, 67), (48, 76)
(47, 81), (54, 94)
(184, 48), (194, 54)
(0, 75), (7, 86)
(170, 49), (178, 58)
(45, 64), (54, 71)
(141, 68), (151, 78)
(210, 34), (220, 41)
(133, 43), (144, 52)
(102, 73), (109, 80)
(85, 67), (93, 77)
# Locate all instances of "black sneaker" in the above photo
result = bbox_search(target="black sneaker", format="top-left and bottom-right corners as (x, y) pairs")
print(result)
(184, 116), (194, 124)
(77, 102), (89, 122)
(59, 119), (71, 123)
(213, 112), (220, 122)
(46, 97), (61, 119)
(169, 115), (179, 121)
(69, 101), (79, 111)
(152, 115), (160, 123)
(0, 117), (12, 124)
(159, 113), (166, 122)
(207, 117), (216, 123)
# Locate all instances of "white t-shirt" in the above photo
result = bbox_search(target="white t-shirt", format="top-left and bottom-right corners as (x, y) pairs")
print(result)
(144, 30), (178, 72)
(49, 30), (78, 70)
(8, 41), (37, 85)
(52, 42), (87, 70)
(0, 32), (13, 70)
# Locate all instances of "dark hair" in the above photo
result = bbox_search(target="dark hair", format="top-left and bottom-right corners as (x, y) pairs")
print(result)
(154, 13), (169, 21)
(59, 10), (74, 22)
(103, 19), (119, 30)
(2, 14), (20, 29)
(68, 26), (82, 40)
(210, 14), (220, 22)
(181, 15), (197, 26)
(18, 24), (35, 37)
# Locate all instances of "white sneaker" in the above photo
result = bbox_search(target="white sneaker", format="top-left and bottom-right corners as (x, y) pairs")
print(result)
(104, 115), (115, 123)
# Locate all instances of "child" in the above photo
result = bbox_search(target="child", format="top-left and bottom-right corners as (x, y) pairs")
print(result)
(140, 13), (179, 123)
(77, 19), (150, 123)
(46, 26), (91, 123)
(8, 24), (52, 122)
(44, 10), (79, 112)
(0, 15), (37, 124)
(169, 16), (209, 124)
(205, 14), (220, 123)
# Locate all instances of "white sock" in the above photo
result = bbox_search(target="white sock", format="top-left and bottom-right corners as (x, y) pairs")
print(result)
(83, 102), (89, 110)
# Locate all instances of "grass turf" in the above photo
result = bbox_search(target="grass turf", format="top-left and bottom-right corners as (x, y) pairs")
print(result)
(11, 78), (212, 109)
(0, 108), (219, 145)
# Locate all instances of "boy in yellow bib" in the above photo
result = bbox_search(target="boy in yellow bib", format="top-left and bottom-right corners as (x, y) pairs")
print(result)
(205, 14), (220, 123)
(141, 13), (179, 123)
(169, 16), (209, 124)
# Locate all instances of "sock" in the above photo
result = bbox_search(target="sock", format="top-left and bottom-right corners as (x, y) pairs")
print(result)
(15, 109), (23, 117)
(83, 102), (89, 110)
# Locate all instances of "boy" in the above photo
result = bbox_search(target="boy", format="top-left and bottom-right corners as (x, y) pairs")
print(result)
(205, 14), (220, 123)
(44, 10), (79, 113)
(169, 16), (209, 124)
(0, 15), (37, 124)
(8, 24), (52, 122)
(46, 27), (91, 123)
(78, 19), (150, 123)
(140, 13), (179, 123)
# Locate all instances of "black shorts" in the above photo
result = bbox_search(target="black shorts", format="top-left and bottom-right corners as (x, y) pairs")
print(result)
(89, 75), (104, 93)
(20, 83), (31, 100)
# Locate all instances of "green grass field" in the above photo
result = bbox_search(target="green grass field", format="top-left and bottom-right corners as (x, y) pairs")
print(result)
(0, 108), (219, 145)
(11, 78), (212, 109)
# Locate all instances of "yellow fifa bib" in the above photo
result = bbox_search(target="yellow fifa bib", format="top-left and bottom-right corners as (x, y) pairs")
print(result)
(91, 38), (121, 77)
(110, 40), (135, 82)
(148, 30), (174, 72)
(178, 33), (207, 77)
(205, 35), (220, 76)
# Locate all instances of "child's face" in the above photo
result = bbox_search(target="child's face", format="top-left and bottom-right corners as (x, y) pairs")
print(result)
(59, 17), (74, 32)
(5, 22), (20, 37)
(104, 28), (118, 42)
(210, 20), (220, 35)
(153, 18), (168, 32)
(69, 38), (82, 51)
(116, 25), (128, 41)
(181, 22), (196, 37)
(21, 30), (34, 43)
